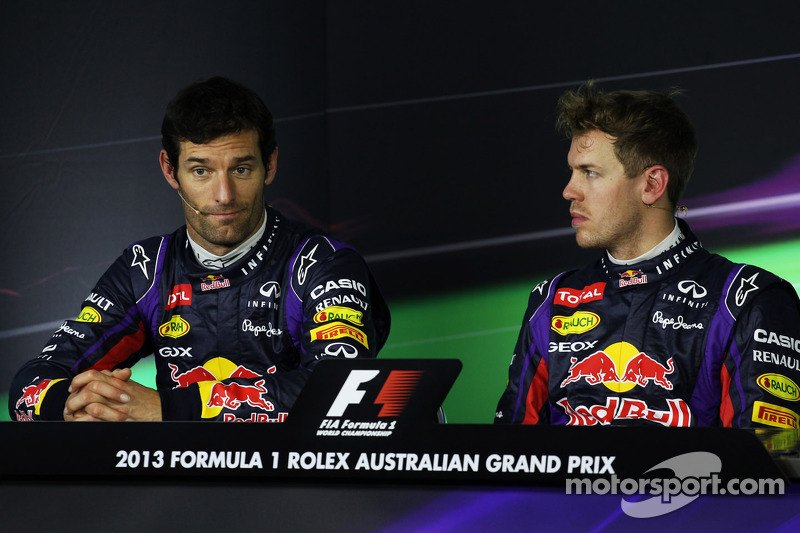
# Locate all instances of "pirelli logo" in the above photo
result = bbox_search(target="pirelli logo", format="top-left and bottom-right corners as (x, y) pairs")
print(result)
(752, 400), (799, 428)
(310, 322), (368, 349)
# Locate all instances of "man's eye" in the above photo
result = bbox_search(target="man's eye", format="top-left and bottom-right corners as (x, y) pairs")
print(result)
(234, 167), (250, 175)
(585, 170), (598, 178)
(192, 168), (207, 176)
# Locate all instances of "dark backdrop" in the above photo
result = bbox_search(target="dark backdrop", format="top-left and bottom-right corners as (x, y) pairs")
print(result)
(3, 2), (800, 398)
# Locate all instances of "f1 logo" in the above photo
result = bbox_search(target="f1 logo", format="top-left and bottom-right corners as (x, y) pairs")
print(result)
(327, 370), (379, 417)
(326, 369), (423, 418)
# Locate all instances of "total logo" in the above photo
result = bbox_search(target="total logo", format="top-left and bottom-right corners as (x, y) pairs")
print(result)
(166, 284), (192, 310)
(555, 282), (606, 308)
(560, 342), (675, 391)
(551, 311), (600, 336)
(618, 269), (647, 288)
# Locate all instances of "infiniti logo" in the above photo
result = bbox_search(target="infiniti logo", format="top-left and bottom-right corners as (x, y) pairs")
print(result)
(677, 280), (707, 299)
(260, 281), (281, 298)
(324, 342), (359, 359)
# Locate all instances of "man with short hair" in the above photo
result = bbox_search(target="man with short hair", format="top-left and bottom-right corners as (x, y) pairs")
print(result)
(10, 76), (390, 422)
(495, 83), (800, 427)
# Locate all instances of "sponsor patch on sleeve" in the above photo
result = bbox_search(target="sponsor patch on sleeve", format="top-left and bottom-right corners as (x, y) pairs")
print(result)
(313, 306), (364, 326)
(310, 322), (368, 348)
(752, 400), (799, 428)
(76, 306), (101, 323)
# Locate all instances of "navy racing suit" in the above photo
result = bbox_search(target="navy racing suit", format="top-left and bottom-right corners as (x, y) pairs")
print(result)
(495, 220), (800, 428)
(10, 205), (390, 422)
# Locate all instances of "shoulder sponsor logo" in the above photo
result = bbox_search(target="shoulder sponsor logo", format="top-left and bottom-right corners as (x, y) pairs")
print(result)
(551, 311), (600, 336)
(166, 284), (193, 310)
(618, 270), (647, 288)
(677, 280), (707, 299)
(757, 373), (800, 401)
(314, 306), (364, 326)
(651, 311), (704, 330)
(754, 329), (800, 355)
(159, 315), (190, 338)
(310, 322), (369, 348)
(201, 275), (231, 292)
(752, 401), (798, 428)
(736, 272), (759, 306)
(311, 279), (368, 300)
(85, 292), (114, 311)
(158, 346), (193, 358)
(76, 306), (101, 323)
(131, 244), (151, 279)
(560, 342), (675, 392)
(259, 281), (281, 298)
(297, 243), (319, 286)
(555, 282), (606, 308)
(323, 342), (359, 359)
(532, 280), (548, 295)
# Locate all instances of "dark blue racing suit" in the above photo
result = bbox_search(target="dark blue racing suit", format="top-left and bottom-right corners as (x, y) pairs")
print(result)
(10, 205), (390, 422)
(496, 220), (800, 428)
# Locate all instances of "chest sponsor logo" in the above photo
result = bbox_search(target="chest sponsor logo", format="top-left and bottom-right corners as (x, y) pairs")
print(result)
(752, 401), (798, 428)
(618, 269), (647, 288)
(555, 282), (606, 308)
(169, 357), (273, 388)
(166, 284), (193, 310)
(200, 275), (231, 292)
(314, 306), (364, 326)
(557, 397), (691, 427)
(159, 346), (193, 358)
(651, 311), (704, 330)
(560, 341), (675, 392)
(310, 322), (369, 348)
(85, 292), (114, 311)
(260, 281), (281, 298)
(241, 319), (282, 337)
(549, 340), (598, 353)
(551, 311), (600, 336)
(678, 280), (707, 299)
(736, 272), (759, 306)
(757, 373), (800, 401)
(76, 306), (101, 323)
(159, 315), (190, 338)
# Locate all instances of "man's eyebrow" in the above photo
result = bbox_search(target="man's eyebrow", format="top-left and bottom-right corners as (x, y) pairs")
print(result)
(232, 155), (257, 164)
(185, 157), (209, 164)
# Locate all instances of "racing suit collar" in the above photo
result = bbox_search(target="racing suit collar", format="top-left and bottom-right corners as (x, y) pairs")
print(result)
(601, 219), (704, 289)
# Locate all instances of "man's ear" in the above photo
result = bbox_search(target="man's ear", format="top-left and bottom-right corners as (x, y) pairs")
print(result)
(159, 150), (180, 191)
(641, 165), (669, 207)
(264, 147), (278, 186)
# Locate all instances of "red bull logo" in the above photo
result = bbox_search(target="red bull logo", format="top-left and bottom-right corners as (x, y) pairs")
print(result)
(15, 378), (66, 415)
(618, 269), (647, 288)
(560, 342), (675, 391)
(206, 380), (274, 411)
(557, 397), (692, 426)
(201, 275), (231, 292)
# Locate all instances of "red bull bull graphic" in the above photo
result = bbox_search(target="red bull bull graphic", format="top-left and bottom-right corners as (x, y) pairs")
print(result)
(206, 380), (274, 411)
(15, 378), (66, 418)
(559, 342), (675, 392)
(169, 358), (267, 388)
